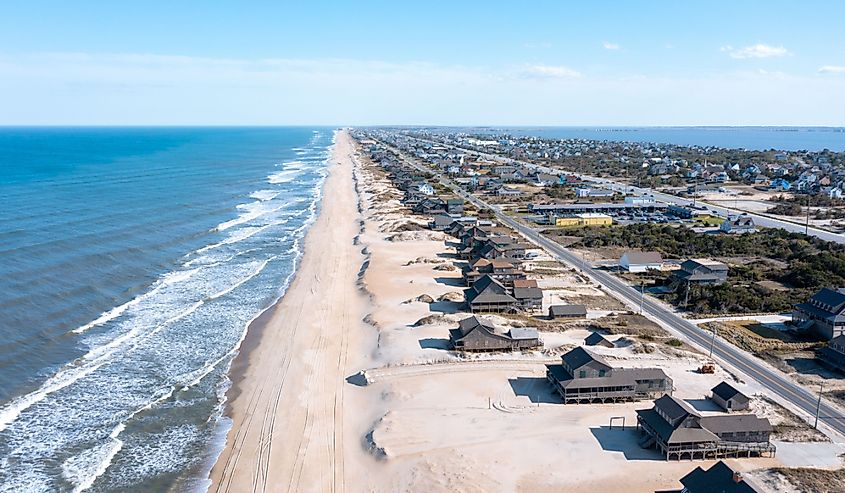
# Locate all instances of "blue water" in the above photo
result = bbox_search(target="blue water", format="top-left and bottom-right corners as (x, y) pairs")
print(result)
(445, 126), (845, 152)
(0, 127), (334, 492)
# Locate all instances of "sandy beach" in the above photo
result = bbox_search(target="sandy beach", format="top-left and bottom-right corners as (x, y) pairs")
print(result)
(209, 129), (375, 492)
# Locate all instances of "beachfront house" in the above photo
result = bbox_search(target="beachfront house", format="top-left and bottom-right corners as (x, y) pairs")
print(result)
(462, 258), (526, 287)
(546, 347), (672, 404)
(449, 316), (540, 352)
(413, 198), (447, 215)
(429, 213), (456, 231)
(445, 199), (464, 215)
(464, 275), (518, 313)
(793, 287), (845, 340)
(548, 304), (587, 320)
(619, 251), (663, 273)
(711, 382), (750, 413)
(513, 285), (543, 312)
(663, 461), (761, 493)
(636, 395), (775, 461)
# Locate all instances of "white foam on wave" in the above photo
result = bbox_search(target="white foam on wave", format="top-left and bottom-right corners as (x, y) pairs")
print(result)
(0, 253), (282, 435)
(214, 201), (294, 232)
(183, 247), (260, 268)
(0, 292), (208, 433)
(267, 169), (302, 184)
(195, 219), (290, 255)
(71, 269), (200, 335)
(62, 424), (125, 493)
(249, 190), (279, 201)
(205, 257), (274, 302)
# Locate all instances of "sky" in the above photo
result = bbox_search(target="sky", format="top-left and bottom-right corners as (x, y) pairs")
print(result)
(0, 1), (844, 126)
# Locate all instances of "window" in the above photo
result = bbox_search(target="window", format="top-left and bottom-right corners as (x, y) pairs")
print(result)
(598, 370), (606, 377)
(579, 370), (587, 378)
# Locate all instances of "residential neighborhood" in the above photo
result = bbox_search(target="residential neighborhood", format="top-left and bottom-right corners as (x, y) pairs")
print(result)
(349, 128), (845, 493)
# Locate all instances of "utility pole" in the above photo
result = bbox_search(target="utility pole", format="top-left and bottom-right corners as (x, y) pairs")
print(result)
(708, 325), (717, 359)
(805, 193), (811, 236)
(684, 281), (690, 308)
(639, 281), (645, 315)
(814, 382), (824, 429)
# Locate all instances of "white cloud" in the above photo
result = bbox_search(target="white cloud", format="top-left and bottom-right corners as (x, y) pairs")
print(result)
(819, 65), (845, 74)
(603, 42), (620, 50)
(0, 52), (844, 125)
(723, 43), (789, 59)
(518, 64), (582, 79)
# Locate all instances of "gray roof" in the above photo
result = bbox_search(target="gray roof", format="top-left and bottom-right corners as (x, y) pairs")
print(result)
(667, 427), (721, 444)
(465, 275), (516, 304)
(549, 304), (587, 316)
(680, 461), (760, 493)
(711, 381), (749, 404)
(561, 347), (611, 372)
(509, 327), (540, 340)
(513, 287), (543, 300)
(457, 316), (497, 336)
(548, 367), (636, 389)
(621, 251), (663, 265)
(680, 258), (729, 272)
(699, 414), (772, 435)
(654, 395), (699, 421)
(584, 332), (613, 346)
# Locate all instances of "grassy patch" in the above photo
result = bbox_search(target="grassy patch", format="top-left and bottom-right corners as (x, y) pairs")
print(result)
(771, 467), (845, 493)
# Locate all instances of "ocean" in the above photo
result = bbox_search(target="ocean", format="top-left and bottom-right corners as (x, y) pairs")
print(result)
(445, 126), (845, 152)
(0, 127), (334, 492)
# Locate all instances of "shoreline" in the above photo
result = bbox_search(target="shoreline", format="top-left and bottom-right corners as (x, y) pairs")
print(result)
(207, 129), (374, 492)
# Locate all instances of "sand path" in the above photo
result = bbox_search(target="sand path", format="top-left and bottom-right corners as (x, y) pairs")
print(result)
(209, 130), (368, 493)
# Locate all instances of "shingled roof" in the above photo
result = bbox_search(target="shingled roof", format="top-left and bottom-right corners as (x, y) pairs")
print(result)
(711, 382), (749, 405)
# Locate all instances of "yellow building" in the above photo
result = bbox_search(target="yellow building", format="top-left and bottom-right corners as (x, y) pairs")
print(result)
(576, 213), (612, 226)
(554, 217), (581, 227)
(555, 213), (612, 227)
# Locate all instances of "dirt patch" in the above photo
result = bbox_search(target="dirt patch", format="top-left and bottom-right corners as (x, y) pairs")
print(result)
(592, 313), (668, 340)
(770, 467), (845, 493)
(565, 294), (627, 311)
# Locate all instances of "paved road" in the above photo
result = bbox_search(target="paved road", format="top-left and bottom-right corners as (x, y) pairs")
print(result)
(406, 135), (845, 245)
(379, 137), (845, 441)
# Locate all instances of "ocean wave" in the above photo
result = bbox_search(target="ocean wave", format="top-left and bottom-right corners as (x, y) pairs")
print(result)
(195, 219), (290, 255)
(0, 256), (277, 435)
(71, 268), (200, 335)
(0, 129), (335, 491)
(267, 169), (302, 184)
(214, 203), (293, 232)
(248, 190), (279, 201)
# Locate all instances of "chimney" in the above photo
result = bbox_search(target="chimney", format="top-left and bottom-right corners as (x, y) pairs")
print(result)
(733, 471), (744, 483)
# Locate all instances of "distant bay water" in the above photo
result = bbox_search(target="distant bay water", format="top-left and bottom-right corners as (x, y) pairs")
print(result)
(446, 126), (845, 152)
(0, 127), (334, 492)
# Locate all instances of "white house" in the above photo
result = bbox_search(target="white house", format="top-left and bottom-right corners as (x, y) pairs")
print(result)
(619, 251), (664, 273)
